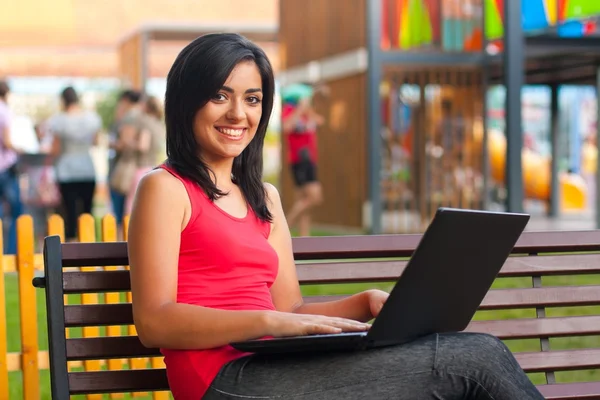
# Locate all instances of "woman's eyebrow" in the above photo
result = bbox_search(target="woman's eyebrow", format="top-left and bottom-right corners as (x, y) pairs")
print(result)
(221, 86), (262, 94)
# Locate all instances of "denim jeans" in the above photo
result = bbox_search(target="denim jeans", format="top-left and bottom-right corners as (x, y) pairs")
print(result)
(203, 333), (544, 400)
(110, 188), (126, 225)
(0, 169), (22, 254)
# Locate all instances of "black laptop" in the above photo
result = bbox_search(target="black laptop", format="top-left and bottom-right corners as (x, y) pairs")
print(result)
(230, 207), (530, 354)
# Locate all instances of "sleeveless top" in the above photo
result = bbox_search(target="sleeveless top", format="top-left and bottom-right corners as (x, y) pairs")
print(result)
(158, 164), (279, 399)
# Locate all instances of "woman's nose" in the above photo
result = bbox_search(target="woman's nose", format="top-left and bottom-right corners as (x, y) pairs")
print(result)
(226, 100), (245, 121)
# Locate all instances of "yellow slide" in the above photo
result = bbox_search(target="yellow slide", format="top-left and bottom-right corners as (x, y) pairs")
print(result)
(486, 130), (587, 211)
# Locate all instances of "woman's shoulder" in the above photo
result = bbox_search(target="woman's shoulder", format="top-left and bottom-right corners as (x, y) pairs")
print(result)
(263, 182), (281, 205)
(138, 168), (187, 198)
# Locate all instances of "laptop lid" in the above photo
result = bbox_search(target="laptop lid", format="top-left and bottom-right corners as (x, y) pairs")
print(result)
(365, 207), (530, 347)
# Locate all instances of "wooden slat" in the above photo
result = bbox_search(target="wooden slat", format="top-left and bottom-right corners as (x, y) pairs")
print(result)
(78, 214), (103, 400)
(305, 286), (600, 310)
(62, 241), (129, 267)
(467, 315), (600, 339)
(10, 346), (600, 375)
(68, 369), (169, 394)
(63, 271), (131, 293)
(17, 215), (40, 400)
(537, 381), (600, 400)
(292, 231), (600, 260)
(516, 349), (600, 373)
(65, 304), (133, 327)
(480, 286), (600, 309)
(63, 253), (600, 295)
(7, 350), (50, 371)
(60, 230), (600, 267)
(102, 215), (127, 399)
(2, 253), (44, 272)
(66, 337), (159, 360)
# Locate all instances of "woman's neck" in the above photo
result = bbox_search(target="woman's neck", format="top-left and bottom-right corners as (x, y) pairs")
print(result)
(204, 158), (236, 189)
(65, 104), (80, 113)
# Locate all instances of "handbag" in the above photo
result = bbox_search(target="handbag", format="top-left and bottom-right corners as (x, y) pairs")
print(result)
(110, 154), (137, 195)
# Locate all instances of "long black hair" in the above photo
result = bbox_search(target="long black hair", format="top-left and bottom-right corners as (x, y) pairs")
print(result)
(164, 33), (275, 222)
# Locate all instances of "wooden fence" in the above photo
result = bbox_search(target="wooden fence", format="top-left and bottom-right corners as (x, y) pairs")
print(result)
(1, 213), (170, 400)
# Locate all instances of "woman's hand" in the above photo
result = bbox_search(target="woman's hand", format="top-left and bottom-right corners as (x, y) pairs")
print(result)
(364, 289), (390, 319)
(265, 311), (371, 338)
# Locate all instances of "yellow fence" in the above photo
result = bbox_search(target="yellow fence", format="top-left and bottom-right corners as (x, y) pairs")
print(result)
(1, 213), (170, 400)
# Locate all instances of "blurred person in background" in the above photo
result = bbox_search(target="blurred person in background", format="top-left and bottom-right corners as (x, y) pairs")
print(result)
(282, 83), (325, 236)
(48, 86), (102, 241)
(108, 89), (142, 226)
(124, 95), (166, 215)
(0, 80), (22, 254)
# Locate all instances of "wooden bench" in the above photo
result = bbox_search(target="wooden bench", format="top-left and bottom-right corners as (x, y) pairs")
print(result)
(33, 230), (600, 399)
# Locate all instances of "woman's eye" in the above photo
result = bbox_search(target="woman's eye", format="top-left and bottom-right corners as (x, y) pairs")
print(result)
(247, 96), (261, 104)
(213, 93), (227, 101)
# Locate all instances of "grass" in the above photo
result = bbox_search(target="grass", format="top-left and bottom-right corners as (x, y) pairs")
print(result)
(5, 265), (600, 398)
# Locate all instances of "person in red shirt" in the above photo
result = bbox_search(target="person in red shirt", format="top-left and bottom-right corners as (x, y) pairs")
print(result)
(126, 33), (545, 400)
(282, 85), (325, 236)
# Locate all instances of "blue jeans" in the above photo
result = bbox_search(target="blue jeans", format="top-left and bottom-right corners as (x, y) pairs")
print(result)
(0, 169), (23, 254)
(203, 333), (544, 400)
(110, 188), (126, 225)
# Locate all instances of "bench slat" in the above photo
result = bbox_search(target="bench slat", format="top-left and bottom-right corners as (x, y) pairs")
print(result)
(481, 286), (600, 309)
(65, 304), (132, 327)
(537, 381), (600, 400)
(65, 305), (600, 340)
(68, 369), (169, 394)
(64, 334), (600, 375)
(306, 286), (600, 310)
(515, 349), (600, 372)
(62, 254), (600, 293)
(60, 231), (600, 267)
(66, 336), (159, 360)
(467, 315), (600, 339)
(64, 285), (600, 328)
(64, 270), (130, 293)
(65, 368), (600, 398)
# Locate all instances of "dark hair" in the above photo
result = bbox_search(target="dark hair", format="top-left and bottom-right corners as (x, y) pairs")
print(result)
(61, 86), (79, 108)
(119, 89), (142, 104)
(164, 33), (275, 222)
(0, 80), (9, 99)
(145, 96), (163, 120)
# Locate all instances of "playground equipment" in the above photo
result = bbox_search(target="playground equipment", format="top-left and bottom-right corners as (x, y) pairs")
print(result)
(381, 0), (600, 51)
(484, 129), (587, 211)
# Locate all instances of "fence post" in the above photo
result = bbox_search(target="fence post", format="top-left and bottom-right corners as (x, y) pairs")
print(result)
(100, 215), (126, 399)
(17, 215), (40, 400)
(0, 220), (8, 400)
(77, 214), (103, 400)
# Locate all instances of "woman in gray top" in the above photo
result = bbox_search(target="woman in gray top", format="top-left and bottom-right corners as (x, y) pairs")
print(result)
(48, 87), (101, 240)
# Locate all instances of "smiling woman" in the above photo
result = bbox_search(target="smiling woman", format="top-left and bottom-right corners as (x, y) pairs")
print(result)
(126, 33), (545, 400)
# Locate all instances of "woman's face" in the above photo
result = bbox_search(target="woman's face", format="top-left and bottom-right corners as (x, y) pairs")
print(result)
(193, 60), (263, 163)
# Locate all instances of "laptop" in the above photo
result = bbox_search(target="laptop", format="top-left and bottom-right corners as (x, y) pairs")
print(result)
(230, 207), (530, 354)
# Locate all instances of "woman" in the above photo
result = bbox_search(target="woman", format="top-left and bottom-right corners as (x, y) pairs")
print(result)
(124, 95), (166, 215)
(48, 86), (101, 240)
(282, 84), (324, 237)
(127, 34), (544, 400)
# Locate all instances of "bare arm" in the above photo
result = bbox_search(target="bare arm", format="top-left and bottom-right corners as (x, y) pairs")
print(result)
(137, 128), (151, 152)
(128, 170), (273, 349)
(115, 123), (137, 151)
(2, 126), (20, 153)
(265, 184), (373, 323)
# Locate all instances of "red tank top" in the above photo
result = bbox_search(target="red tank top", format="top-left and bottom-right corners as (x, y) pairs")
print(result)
(158, 164), (278, 400)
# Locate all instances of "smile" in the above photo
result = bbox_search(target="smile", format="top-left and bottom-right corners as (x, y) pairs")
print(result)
(215, 126), (247, 139)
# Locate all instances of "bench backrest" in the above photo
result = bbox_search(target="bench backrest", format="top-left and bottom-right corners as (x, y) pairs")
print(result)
(38, 231), (600, 398)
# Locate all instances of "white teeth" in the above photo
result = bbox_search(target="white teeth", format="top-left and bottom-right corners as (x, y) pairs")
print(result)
(217, 127), (244, 136)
